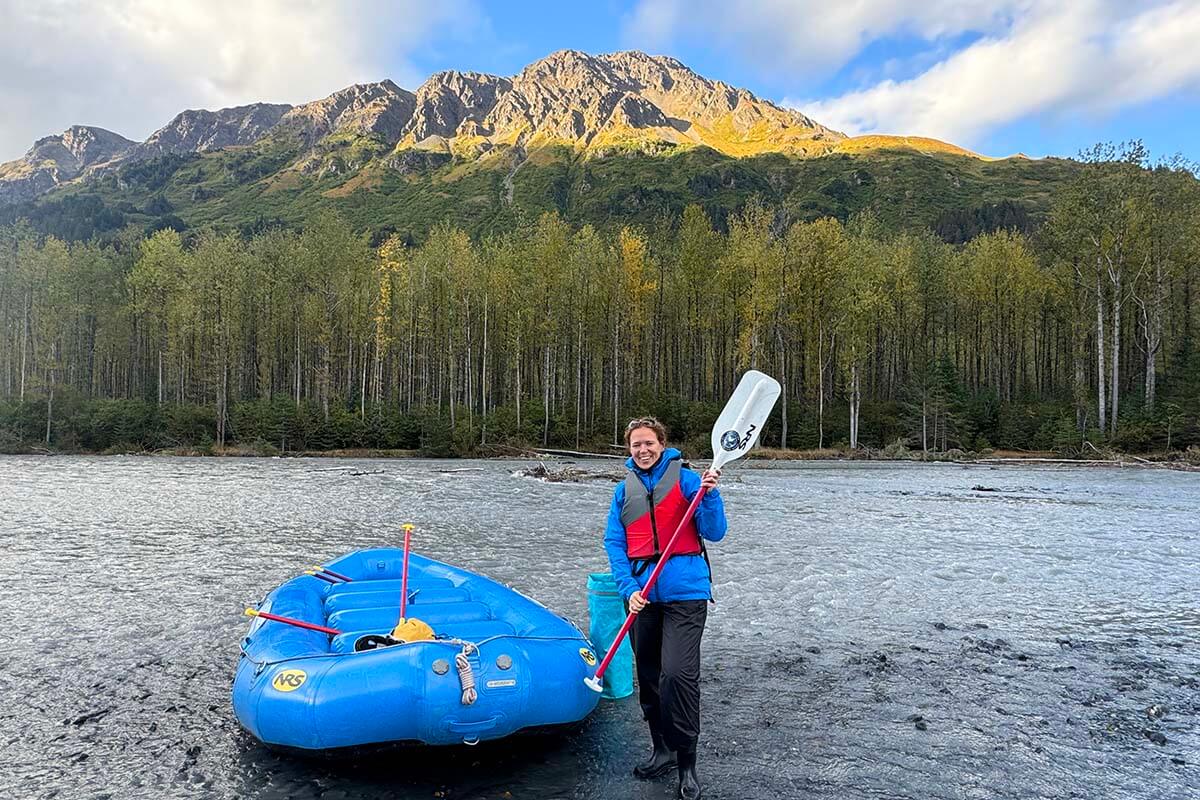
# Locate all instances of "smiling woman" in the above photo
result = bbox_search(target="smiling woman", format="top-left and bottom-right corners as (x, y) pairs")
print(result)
(626, 416), (667, 470)
(603, 416), (726, 800)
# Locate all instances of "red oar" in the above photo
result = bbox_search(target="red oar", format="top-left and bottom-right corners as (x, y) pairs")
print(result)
(399, 523), (414, 619)
(390, 523), (435, 643)
(244, 608), (342, 636)
(585, 369), (781, 693)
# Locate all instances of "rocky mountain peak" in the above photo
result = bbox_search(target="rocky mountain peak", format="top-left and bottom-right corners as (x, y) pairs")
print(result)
(279, 80), (416, 145)
(600, 50), (688, 87)
(0, 125), (135, 205)
(407, 71), (512, 142)
(51, 126), (136, 168)
(135, 103), (292, 158)
(481, 50), (644, 145)
(470, 49), (840, 151)
(520, 49), (608, 81)
(595, 51), (829, 139)
(1, 49), (862, 207)
(423, 70), (511, 95)
(516, 50), (633, 104)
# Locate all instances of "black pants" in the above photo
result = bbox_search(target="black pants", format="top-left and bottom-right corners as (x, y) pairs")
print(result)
(630, 599), (708, 754)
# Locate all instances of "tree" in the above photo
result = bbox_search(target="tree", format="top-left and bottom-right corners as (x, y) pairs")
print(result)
(1051, 142), (1149, 436)
(611, 226), (654, 442)
(528, 212), (571, 445)
(841, 216), (887, 449)
(3, 145), (1200, 458)
(130, 229), (186, 405)
(786, 217), (851, 448)
(1136, 158), (1199, 413)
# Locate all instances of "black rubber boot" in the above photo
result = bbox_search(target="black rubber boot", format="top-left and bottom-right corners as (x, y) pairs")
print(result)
(677, 749), (701, 800)
(633, 723), (677, 779)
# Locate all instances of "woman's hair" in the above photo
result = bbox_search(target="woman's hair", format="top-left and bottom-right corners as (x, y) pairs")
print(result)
(624, 416), (668, 446)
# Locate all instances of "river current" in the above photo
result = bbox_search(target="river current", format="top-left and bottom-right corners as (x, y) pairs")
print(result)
(0, 456), (1196, 799)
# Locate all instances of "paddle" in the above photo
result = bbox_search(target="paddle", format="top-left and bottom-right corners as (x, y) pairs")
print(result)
(244, 608), (406, 651)
(391, 523), (435, 642)
(399, 523), (414, 620)
(312, 565), (352, 582)
(244, 607), (342, 636)
(584, 369), (781, 693)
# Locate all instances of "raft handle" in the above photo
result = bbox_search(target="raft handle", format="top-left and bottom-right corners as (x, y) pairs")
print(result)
(447, 714), (503, 739)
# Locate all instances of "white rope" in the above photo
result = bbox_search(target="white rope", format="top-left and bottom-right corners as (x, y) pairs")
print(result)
(455, 642), (477, 705)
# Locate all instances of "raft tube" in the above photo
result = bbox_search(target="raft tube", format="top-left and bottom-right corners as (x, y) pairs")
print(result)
(232, 548), (601, 750)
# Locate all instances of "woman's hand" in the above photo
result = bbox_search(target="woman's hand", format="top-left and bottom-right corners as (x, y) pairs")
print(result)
(628, 590), (648, 613)
(701, 468), (721, 490)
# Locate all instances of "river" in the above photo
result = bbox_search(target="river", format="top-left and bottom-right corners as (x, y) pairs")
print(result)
(1, 456), (1195, 799)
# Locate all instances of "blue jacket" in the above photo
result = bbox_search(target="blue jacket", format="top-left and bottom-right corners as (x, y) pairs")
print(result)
(603, 448), (727, 603)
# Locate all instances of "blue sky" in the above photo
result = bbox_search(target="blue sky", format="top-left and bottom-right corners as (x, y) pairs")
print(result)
(2, 0), (1198, 162)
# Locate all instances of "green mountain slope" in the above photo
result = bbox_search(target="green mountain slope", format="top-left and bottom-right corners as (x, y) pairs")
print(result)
(0, 49), (1084, 242)
(2, 136), (1077, 243)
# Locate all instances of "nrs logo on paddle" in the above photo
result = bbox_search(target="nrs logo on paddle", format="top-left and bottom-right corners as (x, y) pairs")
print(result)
(271, 669), (307, 692)
(720, 424), (756, 452)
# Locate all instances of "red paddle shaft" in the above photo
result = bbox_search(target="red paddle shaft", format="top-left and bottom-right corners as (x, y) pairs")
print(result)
(246, 608), (342, 636)
(399, 524), (414, 619)
(589, 486), (708, 685)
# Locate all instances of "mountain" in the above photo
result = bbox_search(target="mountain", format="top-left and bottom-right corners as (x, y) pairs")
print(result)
(0, 49), (874, 197)
(277, 81), (413, 146)
(128, 103), (292, 160)
(0, 50), (1076, 241)
(405, 70), (512, 144)
(0, 126), (135, 204)
(423, 49), (841, 154)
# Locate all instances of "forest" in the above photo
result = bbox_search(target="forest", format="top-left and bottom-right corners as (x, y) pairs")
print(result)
(1, 143), (1197, 458)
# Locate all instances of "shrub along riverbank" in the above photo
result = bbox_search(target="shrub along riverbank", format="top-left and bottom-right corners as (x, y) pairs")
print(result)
(3, 392), (1197, 463)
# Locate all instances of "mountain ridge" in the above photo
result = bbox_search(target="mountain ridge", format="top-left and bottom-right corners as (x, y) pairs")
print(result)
(0, 49), (1007, 206)
(0, 49), (1076, 247)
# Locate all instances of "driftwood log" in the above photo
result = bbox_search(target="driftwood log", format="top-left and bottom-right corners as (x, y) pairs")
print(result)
(517, 462), (622, 483)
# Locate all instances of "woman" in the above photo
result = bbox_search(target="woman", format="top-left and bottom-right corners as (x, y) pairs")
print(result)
(603, 416), (726, 800)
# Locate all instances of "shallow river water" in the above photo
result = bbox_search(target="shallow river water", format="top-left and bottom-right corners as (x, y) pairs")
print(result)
(0, 456), (1196, 799)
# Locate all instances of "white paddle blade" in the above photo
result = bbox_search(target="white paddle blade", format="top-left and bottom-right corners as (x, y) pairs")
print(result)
(710, 370), (782, 470)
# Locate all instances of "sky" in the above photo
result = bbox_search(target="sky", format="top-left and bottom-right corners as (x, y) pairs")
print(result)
(2, 0), (1199, 163)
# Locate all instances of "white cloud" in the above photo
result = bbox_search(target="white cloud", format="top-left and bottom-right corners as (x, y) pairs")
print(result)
(794, 1), (1200, 147)
(0, 0), (480, 160)
(627, 0), (1200, 151)
(624, 0), (1037, 76)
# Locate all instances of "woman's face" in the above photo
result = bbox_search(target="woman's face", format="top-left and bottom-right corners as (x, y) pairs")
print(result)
(628, 427), (665, 470)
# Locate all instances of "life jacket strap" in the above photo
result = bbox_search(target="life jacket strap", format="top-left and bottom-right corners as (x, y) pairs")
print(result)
(630, 547), (715, 593)
(630, 557), (655, 577)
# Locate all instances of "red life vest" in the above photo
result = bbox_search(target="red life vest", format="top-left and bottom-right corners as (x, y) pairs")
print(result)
(620, 459), (702, 560)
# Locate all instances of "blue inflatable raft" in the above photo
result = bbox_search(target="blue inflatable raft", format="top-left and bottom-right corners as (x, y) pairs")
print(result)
(232, 548), (601, 750)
